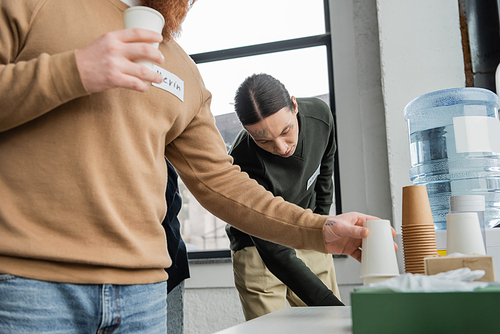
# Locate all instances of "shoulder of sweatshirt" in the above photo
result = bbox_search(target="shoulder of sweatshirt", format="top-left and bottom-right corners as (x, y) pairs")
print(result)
(1, 0), (50, 57)
(1, 0), (48, 16)
(296, 97), (333, 127)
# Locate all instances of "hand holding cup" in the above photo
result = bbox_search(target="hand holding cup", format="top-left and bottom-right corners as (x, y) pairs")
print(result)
(75, 6), (165, 94)
(324, 212), (397, 261)
(76, 28), (164, 93)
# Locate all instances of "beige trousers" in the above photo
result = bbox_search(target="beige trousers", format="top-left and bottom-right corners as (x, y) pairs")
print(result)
(232, 246), (341, 321)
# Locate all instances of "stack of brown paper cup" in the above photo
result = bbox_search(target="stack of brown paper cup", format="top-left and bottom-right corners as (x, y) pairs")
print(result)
(402, 185), (439, 274)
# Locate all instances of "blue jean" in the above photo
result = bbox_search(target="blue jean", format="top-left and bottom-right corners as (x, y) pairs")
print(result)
(0, 274), (168, 334)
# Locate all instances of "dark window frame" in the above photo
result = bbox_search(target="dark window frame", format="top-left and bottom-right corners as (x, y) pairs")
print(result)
(187, 0), (342, 260)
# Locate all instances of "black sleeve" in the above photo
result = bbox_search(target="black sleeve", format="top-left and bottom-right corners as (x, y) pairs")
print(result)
(250, 235), (344, 306)
(314, 103), (336, 216)
(163, 159), (190, 293)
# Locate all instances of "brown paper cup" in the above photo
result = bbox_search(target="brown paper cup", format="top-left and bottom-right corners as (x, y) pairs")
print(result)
(403, 238), (437, 244)
(401, 225), (436, 231)
(404, 253), (439, 259)
(404, 246), (437, 251)
(404, 255), (438, 264)
(402, 185), (434, 226)
(404, 239), (437, 245)
(403, 244), (438, 250)
(403, 234), (436, 239)
(403, 233), (438, 273)
(404, 252), (439, 258)
(404, 245), (436, 248)
(402, 232), (436, 237)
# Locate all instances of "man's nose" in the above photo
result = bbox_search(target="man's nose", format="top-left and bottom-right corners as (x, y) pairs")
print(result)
(274, 139), (288, 155)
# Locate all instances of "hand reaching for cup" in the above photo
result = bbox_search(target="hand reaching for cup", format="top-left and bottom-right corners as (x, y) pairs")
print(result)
(75, 28), (164, 94)
(323, 212), (398, 261)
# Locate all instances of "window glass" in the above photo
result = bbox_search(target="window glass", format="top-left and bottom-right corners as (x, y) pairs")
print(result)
(178, 0), (326, 54)
(198, 46), (330, 118)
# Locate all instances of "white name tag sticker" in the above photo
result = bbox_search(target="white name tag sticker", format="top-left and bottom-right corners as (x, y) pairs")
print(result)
(453, 116), (500, 154)
(152, 65), (184, 102)
(307, 164), (321, 190)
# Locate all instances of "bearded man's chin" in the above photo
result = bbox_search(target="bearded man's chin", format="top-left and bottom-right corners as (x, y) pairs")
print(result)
(140, 0), (192, 40)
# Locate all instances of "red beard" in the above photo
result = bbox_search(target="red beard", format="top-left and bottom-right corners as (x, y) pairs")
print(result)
(140, 0), (194, 40)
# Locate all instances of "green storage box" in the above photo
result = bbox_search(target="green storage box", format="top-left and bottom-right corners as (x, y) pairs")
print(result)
(351, 285), (500, 334)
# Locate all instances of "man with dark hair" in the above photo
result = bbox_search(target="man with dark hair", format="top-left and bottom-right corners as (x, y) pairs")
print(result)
(228, 73), (342, 320)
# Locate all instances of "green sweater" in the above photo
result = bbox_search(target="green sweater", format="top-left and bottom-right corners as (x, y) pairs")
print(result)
(227, 97), (342, 306)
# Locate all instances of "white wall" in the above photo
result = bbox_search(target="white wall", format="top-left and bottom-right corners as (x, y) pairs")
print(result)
(376, 0), (465, 232)
(184, 0), (466, 333)
(330, 0), (392, 220)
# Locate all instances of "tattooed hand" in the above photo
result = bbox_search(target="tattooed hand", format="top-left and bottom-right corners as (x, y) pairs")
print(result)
(323, 212), (396, 262)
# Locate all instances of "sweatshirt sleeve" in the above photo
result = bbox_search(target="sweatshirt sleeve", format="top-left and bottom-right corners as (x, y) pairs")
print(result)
(251, 235), (344, 307)
(0, 1), (88, 132)
(165, 91), (329, 253)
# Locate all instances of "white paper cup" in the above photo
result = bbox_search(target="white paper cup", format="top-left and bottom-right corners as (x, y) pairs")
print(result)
(446, 212), (486, 255)
(360, 220), (400, 279)
(123, 6), (165, 70)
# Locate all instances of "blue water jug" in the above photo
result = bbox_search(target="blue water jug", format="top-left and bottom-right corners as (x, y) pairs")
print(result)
(404, 87), (500, 229)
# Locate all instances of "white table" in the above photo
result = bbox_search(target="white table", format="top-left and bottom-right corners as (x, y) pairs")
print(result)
(213, 306), (352, 334)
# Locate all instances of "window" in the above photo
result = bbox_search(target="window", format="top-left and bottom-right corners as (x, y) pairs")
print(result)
(175, 0), (340, 257)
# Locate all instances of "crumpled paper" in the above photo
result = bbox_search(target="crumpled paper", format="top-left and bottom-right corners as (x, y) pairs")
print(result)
(365, 268), (489, 292)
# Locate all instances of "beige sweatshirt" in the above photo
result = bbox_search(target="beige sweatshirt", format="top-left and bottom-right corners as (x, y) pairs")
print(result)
(0, 0), (328, 284)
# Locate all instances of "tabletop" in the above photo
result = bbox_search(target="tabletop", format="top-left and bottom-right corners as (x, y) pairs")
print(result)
(213, 306), (352, 334)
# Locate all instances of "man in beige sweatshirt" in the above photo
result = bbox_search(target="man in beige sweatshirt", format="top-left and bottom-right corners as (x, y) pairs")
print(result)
(0, 0), (380, 332)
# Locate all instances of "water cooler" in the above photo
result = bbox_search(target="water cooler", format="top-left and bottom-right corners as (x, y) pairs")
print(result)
(402, 87), (500, 279)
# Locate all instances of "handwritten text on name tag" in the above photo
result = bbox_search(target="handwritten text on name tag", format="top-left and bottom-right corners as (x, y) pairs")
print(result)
(152, 65), (185, 102)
